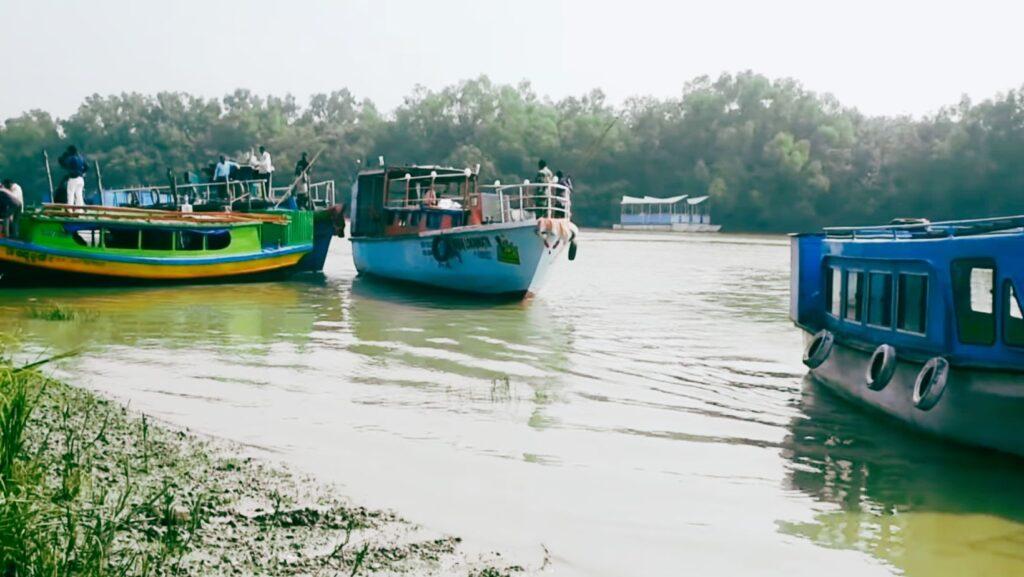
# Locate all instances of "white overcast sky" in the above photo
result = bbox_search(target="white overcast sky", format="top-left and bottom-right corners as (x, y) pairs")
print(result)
(1, 0), (1021, 121)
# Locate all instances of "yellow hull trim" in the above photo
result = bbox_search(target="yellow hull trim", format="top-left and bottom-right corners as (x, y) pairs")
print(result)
(0, 245), (305, 280)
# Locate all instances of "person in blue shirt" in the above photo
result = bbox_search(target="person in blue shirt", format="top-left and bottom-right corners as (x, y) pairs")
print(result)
(57, 145), (88, 206)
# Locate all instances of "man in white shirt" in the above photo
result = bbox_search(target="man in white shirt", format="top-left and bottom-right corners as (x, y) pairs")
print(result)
(0, 178), (24, 237)
(250, 146), (274, 196)
(213, 155), (238, 200)
(213, 155), (238, 181)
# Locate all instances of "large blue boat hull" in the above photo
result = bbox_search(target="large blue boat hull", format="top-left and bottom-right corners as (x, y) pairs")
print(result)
(802, 328), (1024, 458)
(351, 222), (567, 296)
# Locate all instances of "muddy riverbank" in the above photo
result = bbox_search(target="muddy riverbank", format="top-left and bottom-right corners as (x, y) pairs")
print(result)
(1, 355), (524, 576)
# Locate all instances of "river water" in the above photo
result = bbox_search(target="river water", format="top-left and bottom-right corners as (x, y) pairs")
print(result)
(4, 232), (1024, 577)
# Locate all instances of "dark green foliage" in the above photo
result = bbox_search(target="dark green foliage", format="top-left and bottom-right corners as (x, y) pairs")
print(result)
(3, 73), (1023, 231)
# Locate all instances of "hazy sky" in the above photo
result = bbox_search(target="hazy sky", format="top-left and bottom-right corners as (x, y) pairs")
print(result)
(1, 0), (1021, 121)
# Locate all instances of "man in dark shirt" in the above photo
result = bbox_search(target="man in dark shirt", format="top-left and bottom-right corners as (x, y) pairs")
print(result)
(294, 152), (311, 209)
(58, 145), (88, 206)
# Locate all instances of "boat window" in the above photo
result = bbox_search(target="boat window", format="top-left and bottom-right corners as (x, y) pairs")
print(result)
(177, 230), (205, 251)
(426, 212), (441, 230)
(141, 229), (174, 251)
(844, 270), (865, 322)
(103, 228), (139, 250)
(867, 272), (894, 328)
(952, 260), (995, 345)
(71, 228), (102, 247)
(825, 266), (841, 317)
(1004, 281), (1024, 347)
(206, 231), (231, 250)
(897, 273), (928, 334)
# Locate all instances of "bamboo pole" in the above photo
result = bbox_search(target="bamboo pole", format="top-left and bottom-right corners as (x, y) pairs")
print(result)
(94, 160), (104, 197)
(42, 150), (54, 199)
(273, 147), (326, 209)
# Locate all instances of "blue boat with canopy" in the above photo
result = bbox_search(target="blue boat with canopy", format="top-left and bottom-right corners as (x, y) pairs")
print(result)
(790, 216), (1024, 457)
(349, 165), (579, 297)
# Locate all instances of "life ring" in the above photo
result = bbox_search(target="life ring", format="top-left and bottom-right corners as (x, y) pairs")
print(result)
(913, 357), (950, 411)
(865, 344), (897, 391)
(803, 329), (834, 369)
(431, 235), (458, 263)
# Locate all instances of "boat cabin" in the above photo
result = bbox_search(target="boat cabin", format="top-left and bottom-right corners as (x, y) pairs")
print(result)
(350, 165), (572, 239)
(14, 205), (312, 257)
(791, 217), (1024, 369)
(619, 194), (711, 226)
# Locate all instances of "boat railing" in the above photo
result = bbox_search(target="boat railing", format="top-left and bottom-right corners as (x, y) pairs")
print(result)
(308, 180), (336, 208)
(103, 179), (268, 207)
(479, 182), (572, 223)
(268, 180), (336, 208)
(824, 215), (1024, 240)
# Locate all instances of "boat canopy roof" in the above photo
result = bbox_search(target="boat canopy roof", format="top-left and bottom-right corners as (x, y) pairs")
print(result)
(359, 165), (475, 181)
(687, 196), (709, 205)
(823, 215), (1024, 240)
(620, 194), (688, 205)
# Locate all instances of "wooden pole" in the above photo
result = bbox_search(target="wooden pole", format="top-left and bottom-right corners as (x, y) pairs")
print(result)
(94, 160), (104, 199)
(42, 150), (54, 200)
(272, 147), (326, 209)
(167, 169), (178, 205)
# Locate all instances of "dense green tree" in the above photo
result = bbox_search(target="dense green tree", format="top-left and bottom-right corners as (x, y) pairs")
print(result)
(2, 73), (1023, 231)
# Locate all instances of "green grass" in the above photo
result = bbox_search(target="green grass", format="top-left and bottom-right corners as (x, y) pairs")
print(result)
(0, 344), (525, 576)
(0, 349), (202, 576)
(27, 303), (94, 322)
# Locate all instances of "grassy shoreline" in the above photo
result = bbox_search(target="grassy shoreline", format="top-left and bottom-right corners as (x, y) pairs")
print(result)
(0, 353), (521, 576)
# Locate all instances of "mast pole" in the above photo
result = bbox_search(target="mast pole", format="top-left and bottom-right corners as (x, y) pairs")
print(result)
(42, 150), (54, 200)
(94, 160), (104, 200)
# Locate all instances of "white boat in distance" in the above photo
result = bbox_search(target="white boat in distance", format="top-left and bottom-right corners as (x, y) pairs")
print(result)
(613, 194), (722, 232)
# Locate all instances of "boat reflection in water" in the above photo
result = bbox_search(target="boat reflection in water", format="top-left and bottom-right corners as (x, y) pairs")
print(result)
(348, 275), (573, 430)
(780, 375), (1024, 576)
(1, 279), (336, 354)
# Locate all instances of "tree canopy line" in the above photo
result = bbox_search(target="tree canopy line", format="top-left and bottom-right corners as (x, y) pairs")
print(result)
(1, 72), (1023, 231)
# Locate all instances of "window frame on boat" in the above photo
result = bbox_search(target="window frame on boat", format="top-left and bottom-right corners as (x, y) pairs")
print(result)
(866, 271), (895, 329)
(1003, 279), (1024, 348)
(69, 224), (232, 252)
(823, 258), (931, 339)
(951, 258), (997, 347)
(843, 269), (866, 324)
(825, 265), (842, 318)
(895, 272), (929, 336)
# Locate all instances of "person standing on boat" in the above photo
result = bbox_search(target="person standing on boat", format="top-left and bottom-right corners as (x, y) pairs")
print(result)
(535, 160), (556, 218)
(555, 170), (573, 218)
(250, 146), (274, 197)
(58, 145), (88, 206)
(294, 152), (311, 209)
(0, 178), (23, 237)
(213, 155), (239, 200)
(536, 159), (555, 184)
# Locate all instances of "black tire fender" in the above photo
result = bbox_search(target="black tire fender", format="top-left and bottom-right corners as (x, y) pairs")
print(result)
(913, 357), (950, 411)
(865, 344), (898, 391)
(803, 329), (834, 369)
